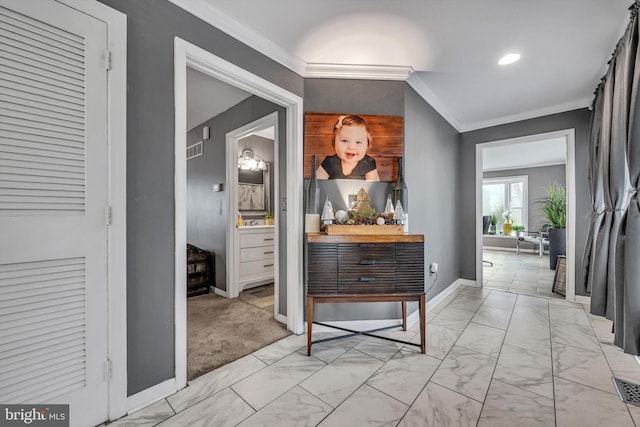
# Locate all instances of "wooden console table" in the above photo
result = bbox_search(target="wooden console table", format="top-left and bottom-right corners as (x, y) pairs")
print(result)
(306, 233), (426, 355)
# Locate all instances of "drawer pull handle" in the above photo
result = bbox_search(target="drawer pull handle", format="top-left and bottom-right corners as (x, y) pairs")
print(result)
(359, 243), (375, 248)
(264, 251), (274, 254)
(264, 263), (274, 267)
(264, 238), (274, 241)
(359, 259), (376, 265)
(359, 277), (375, 282)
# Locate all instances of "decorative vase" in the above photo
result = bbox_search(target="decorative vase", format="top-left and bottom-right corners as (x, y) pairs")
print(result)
(393, 156), (408, 213)
(305, 155), (320, 233)
(502, 221), (512, 236)
(549, 227), (566, 270)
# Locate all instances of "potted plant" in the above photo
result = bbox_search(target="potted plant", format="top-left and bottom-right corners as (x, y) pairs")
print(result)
(538, 183), (566, 269)
(264, 212), (274, 226)
(489, 213), (498, 234)
(512, 224), (525, 239)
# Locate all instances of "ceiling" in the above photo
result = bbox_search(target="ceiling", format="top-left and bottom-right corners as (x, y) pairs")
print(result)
(482, 137), (566, 171)
(186, 68), (251, 131)
(173, 0), (631, 132)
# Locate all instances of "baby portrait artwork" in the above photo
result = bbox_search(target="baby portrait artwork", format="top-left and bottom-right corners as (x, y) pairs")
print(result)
(304, 112), (403, 182)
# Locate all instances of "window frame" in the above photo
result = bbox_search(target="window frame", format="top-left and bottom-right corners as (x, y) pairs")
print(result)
(482, 175), (529, 232)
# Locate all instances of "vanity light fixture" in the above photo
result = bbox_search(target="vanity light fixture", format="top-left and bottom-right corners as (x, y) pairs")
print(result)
(238, 148), (267, 171)
(498, 53), (521, 65)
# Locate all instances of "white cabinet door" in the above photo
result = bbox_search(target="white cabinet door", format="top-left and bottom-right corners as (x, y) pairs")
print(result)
(0, 1), (109, 425)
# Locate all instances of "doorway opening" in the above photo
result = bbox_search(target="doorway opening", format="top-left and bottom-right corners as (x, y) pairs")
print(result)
(475, 129), (582, 303)
(174, 38), (304, 390)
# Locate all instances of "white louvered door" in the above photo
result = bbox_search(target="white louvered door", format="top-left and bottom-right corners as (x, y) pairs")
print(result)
(0, 1), (109, 426)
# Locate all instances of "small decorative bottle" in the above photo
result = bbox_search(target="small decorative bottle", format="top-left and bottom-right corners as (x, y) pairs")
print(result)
(393, 156), (408, 231)
(305, 155), (321, 233)
(393, 156), (408, 212)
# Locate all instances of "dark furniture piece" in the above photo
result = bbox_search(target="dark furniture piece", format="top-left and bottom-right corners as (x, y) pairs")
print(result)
(306, 233), (426, 355)
(187, 244), (213, 297)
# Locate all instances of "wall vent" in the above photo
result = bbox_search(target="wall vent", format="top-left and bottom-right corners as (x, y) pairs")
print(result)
(187, 141), (203, 160)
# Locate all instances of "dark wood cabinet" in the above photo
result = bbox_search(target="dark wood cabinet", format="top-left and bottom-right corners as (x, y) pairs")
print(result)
(306, 233), (426, 355)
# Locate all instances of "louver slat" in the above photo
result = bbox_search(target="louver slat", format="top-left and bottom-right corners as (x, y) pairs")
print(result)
(0, 257), (86, 403)
(0, 6), (86, 216)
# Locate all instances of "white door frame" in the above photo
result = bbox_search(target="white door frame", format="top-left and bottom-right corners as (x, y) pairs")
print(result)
(55, 0), (128, 421)
(174, 38), (304, 390)
(475, 129), (585, 303)
(226, 113), (279, 306)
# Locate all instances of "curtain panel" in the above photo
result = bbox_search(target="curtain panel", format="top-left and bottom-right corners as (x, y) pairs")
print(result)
(585, 3), (640, 354)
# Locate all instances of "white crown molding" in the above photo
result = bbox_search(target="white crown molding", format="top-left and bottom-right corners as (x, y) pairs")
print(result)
(305, 63), (414, 81)
(406, 73), (463, 132)
(168, 0), (306, 75)
(483, 161), (566, 173)
(461, 97), (592, 132)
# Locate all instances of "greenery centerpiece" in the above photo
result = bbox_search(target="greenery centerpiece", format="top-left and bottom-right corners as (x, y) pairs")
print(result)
(538, 183), (566, 269)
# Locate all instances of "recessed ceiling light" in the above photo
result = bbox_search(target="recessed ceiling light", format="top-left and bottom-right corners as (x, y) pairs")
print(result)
(498, 53), (520, 65)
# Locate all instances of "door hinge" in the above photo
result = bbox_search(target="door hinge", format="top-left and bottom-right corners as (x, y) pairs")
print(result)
(105, 50), (112, 71)
(103, 360), (112, 381)
(104, 206), (112, 226)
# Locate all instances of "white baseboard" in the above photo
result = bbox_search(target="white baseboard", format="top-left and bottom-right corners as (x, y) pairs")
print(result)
(276, 313), (287, 324)
(212, 286), (227, 297)
(574, 295), (590, 305)
(127, 378), (177, 415)
(306, 278), (467, 333)
(426, 278), (468, 311)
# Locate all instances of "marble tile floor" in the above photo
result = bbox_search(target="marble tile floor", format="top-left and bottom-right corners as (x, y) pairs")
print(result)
(482, 248), (561, 299)
(109, 284), (640, 427)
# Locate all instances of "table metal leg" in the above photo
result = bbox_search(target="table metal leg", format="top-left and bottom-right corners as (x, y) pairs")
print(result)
(307, 296), (313, 356)
(419, 294), (426, 354)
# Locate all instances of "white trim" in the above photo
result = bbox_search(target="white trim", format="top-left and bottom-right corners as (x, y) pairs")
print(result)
(429, 279), (468, 308)
(575, 295), (591, 305)
(407, 73), (463, 132)
(57, 0), (128, 421)
(462, 98), (591, 132)
(167, 0), (306, 75)
(476, 129), (577, 303)
(212, 286), (227, 297)
(126, 378), (176, 415)
(305, 63), (413, 81)
(482, 160), (567, 173)
(226, 113), (279, 301)
(454, 279), (478, 288)
(277, 314), (287, 324)
(174, 38), (304, 395)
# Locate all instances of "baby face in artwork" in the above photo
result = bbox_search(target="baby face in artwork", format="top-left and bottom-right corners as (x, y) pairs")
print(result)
(333, 124), (369, 166)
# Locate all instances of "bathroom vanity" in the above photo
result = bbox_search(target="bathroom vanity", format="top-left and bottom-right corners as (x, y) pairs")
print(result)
(238, 225), (275, 291)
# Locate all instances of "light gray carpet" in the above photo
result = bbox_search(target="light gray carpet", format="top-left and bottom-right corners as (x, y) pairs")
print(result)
(187, 292), (291, 381)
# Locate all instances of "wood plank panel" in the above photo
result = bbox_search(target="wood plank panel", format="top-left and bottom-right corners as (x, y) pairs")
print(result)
(304, 112), (403, 181)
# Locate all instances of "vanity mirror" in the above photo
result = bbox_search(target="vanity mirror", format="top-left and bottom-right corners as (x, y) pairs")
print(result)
(238, 164), (270, 215)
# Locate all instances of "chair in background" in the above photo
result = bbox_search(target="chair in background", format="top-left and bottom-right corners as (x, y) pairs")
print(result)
(482, 215), (493, 266)
(515, 224), (550, 257)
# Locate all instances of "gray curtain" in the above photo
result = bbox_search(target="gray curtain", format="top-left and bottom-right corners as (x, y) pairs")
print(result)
(584, 3), (640, 354)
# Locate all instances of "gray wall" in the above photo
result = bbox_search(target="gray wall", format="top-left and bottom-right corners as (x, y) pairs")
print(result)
(404, 86), (461, 301)
(460, 109), (591, 296)
(483, 164), (566, 249)
(97, 0), (303, 396)
(304, 79), (406, 321)
(302, 80), (460, 321)
(186, 96), (283, 292)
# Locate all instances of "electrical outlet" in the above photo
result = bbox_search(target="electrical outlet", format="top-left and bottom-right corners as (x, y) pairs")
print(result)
(430, 262), (438, 274)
